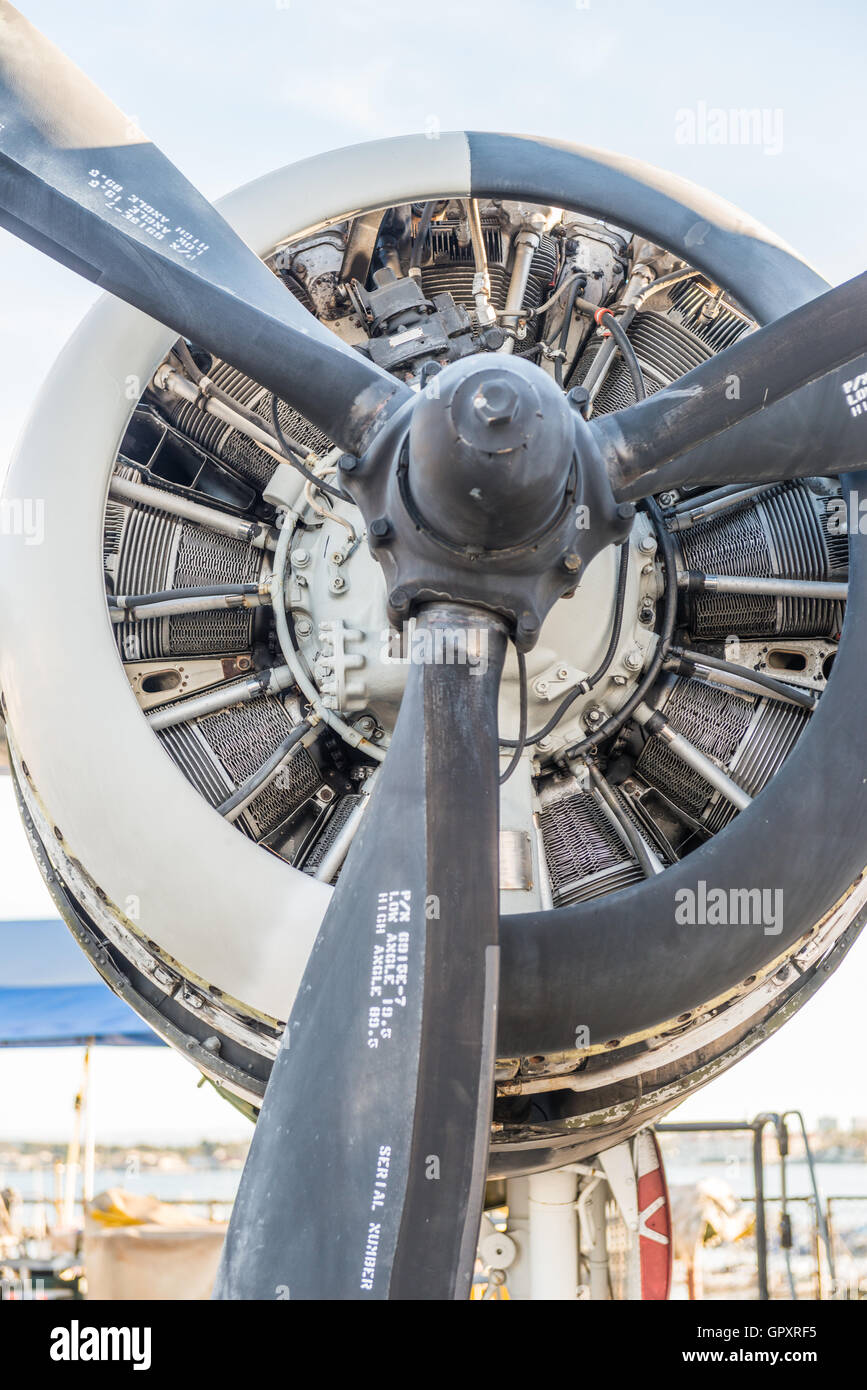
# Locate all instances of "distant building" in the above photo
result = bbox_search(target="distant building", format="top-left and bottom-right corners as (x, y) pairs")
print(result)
(850, 1117), (867, 1133)
(817, 1116), (839, 1134)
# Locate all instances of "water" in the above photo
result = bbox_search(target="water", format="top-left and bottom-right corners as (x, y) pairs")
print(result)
(6, 1158), (867, 1237)
(664, 1158), (867, 1202)
(3, 1163), (244, 1227)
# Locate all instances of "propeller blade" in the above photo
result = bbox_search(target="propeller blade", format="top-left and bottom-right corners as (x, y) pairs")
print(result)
(0, 2), (407, 454)
(215, 606), (508, 1300)
(590, 270), (867, 501)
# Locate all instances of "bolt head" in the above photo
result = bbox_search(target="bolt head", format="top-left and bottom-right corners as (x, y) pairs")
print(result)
(472, 378), (520, 426)
(480, 326), (507, 351)
(563, 552), (582, 573)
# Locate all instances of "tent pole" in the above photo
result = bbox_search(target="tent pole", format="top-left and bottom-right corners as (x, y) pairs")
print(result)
(62, 1047), (87, 1228)
(82, 1044), (95, 1209)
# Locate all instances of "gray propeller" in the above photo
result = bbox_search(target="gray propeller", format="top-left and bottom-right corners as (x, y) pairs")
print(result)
(592, 271), (867, 501)
(0, 1), (407, 456)
(216, 605), (507, 1299)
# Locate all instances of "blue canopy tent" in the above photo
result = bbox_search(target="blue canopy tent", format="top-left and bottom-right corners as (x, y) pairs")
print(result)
(0, 919), (162, 1229)
(0, 918), (161, 1047)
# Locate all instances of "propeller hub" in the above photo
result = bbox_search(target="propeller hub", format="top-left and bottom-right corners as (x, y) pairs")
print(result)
(341, 350), (631, 649)
(408, 355), (576, 550)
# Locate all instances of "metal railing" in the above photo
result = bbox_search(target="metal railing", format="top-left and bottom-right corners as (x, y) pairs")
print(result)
(656, 1112), (837, 1300)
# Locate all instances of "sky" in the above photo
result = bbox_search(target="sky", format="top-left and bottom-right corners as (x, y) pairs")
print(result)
(0, 0), (865, 1143)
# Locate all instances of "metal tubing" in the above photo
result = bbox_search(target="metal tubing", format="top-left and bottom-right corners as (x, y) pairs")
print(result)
(782, 1110), (836, 1285)
(671, 482), (754, 511)
(686, 663), (807, 706)
(146, 665), (294, 731)
(465, 198), (496, 327)
(498, 229), (540, 354)
(220, 720), (312, 822)
(631, 266), (703, 310)
(155, 366), (287, 465)
(109, 474), (276, 551)
(587, 763), (664, 876)
(670, 650), (817, 710)
(583, 263), (653, 409)
(634, 701), (752, 812)
(752, 1117), (771, 1301)
(686, 573), (848, 601)
(110, 591), (268, 623)
(667, 484), (778, 530)
(312, 787), (374, 883)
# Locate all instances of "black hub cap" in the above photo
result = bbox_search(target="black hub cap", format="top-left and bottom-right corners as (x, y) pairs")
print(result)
(342, 352), (634, 646)
(408, 356), (576, 550)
